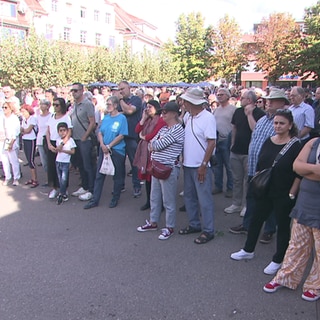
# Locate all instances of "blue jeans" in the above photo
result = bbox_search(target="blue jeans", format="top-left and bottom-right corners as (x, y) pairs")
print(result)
(124, 137), (140, 190)
(55, 162), (69, 196)
(213, 135), (233, 191)
(183, 166), (215, 235)
(75, 139), (96, 193)
(91, 149), (126, 205)
(243, 176), (277, 234)
(150, 166), (180, 228)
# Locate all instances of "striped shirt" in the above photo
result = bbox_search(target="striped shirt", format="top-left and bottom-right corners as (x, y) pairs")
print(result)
(248, 113), (275, 177)
(151, 123), (184, 167)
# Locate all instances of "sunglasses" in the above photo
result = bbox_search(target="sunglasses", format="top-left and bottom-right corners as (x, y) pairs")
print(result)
(70, 89), (79, 93)
(276, 109), (291, 114)
(53, 103), (60, 106)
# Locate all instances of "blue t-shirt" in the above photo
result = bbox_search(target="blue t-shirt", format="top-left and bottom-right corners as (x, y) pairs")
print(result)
(99, 113), (128, 156)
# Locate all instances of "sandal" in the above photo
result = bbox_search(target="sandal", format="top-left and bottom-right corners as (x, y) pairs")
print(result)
(179, 226), (201, 235)
(25, 180), (33, 185)
(194, 231), (214, 244)
(30, 181), (39, 188)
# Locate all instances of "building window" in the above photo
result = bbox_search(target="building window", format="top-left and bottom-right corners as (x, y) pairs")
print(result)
(105, 13), (111, 24)
(80, 7), (86, 18)
(95, 33), (101, 46)
(63, 27), (70, 41)
(109, 36), (115, 49)
(94, 10), (99, 22)
(51, 0), (58, 12)
(46, 24), (53, 40)
(80, 30), (87, 43)
(1, 2), (17, 17)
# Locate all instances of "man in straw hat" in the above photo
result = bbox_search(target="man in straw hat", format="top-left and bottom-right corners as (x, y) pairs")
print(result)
(178, 87), (216, 244)
(229, 88), (290, 248)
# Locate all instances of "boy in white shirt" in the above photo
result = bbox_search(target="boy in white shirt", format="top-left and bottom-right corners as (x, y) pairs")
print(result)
(55, 122), (76, 205)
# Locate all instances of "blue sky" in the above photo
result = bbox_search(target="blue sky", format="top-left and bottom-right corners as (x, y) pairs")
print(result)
(113, 0), (317, 41)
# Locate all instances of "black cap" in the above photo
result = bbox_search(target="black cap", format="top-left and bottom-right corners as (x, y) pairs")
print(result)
(163, 101), (179, 113)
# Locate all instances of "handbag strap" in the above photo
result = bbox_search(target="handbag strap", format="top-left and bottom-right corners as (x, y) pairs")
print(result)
(74, 106), (89, 133)
(190, 116), (206, 152)
(272, 137), (299, 167)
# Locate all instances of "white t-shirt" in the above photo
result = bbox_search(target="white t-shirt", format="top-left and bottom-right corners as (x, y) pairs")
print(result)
(36, 113), (52, 145)
(56, 137), (76, 163)
(47, 114), (73, 142)
(183, 110), (217, 167)
(21, 115), (37, 140)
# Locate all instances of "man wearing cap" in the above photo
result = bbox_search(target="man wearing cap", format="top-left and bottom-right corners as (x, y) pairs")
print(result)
(229, 88), (290, 243)
(179, 87), (216, 244)
(289, 86), (314, 144)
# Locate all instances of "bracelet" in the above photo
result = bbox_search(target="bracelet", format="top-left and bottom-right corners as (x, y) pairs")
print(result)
(289, 193), (295, 200)
(106, 144), (111, 150)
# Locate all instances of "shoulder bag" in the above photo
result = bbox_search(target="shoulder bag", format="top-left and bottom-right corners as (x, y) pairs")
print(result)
(74, 107), (98, 146)
(250, 137), (299, 198)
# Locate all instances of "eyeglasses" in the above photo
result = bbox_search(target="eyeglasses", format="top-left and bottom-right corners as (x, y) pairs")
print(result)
(70, 89), (79, 93)
(53, 103), (60, 106)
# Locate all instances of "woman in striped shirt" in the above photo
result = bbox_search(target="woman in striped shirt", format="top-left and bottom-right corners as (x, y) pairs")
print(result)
(137, 102), (184, 240)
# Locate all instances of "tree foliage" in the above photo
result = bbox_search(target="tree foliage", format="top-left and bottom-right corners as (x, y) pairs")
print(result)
(293, 1), (320, 83)
(209, 15), (246, 82)
(0, 29), (179, 89)
(167, 12), (213, 83)
(254, 13), (302, 82)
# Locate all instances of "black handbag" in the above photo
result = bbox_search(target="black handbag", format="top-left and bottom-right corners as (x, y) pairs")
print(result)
(250, 137), (299, 198)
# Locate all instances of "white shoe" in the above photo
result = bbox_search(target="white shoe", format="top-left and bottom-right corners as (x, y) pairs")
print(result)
(71, 187), (87, 197)
(263, 261), (282, 275)
(231, 249), (254, 260)
(240, 206), (246, 217)
(48, 189), (58, 199)
(12, 180), (19, 186)
(224, 204), (242, 214)
(79, 191), (93, 201)
(179, 191), (184, 196)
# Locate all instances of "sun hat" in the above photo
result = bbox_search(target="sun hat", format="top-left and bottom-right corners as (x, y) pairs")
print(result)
(180, 87), (207, 105)
(263, 88), (290, 105)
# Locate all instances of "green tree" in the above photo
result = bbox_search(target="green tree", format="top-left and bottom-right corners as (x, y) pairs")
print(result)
(254, 13), (302, 83)
(168, 12), (213, 83)
(294, 1), (320, 83)
(209, 15), (246, 82)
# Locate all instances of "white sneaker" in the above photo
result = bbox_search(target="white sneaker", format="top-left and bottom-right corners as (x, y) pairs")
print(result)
(48, 189), (58, 199)
(224, 204), (242, 214)
(79, 191), (93, 201)
(179, 191), (184, 196)
(12, 180), (19, 186)
(240, 206), (246, 217)
(264, 261), (282, 275)
(71, 187), (87, 197)
(231, 249), (254, 260)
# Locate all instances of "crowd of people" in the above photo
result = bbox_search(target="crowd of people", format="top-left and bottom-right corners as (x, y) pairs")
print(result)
(0, 82), (320, 302)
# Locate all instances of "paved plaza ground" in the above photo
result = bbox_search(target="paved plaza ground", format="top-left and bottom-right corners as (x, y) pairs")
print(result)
(0, 152), (319, 320)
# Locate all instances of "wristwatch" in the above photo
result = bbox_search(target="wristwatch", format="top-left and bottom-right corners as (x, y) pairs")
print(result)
(201, 161), (207, 167)
(289, 193), (295, 200)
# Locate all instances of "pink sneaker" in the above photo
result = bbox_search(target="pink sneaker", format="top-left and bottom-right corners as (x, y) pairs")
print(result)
(263, 281), (283, 293)
(302, 291), (320, 302)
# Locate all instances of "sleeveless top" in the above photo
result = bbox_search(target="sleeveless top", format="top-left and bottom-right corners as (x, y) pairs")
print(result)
(290, 138), (320, 229)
